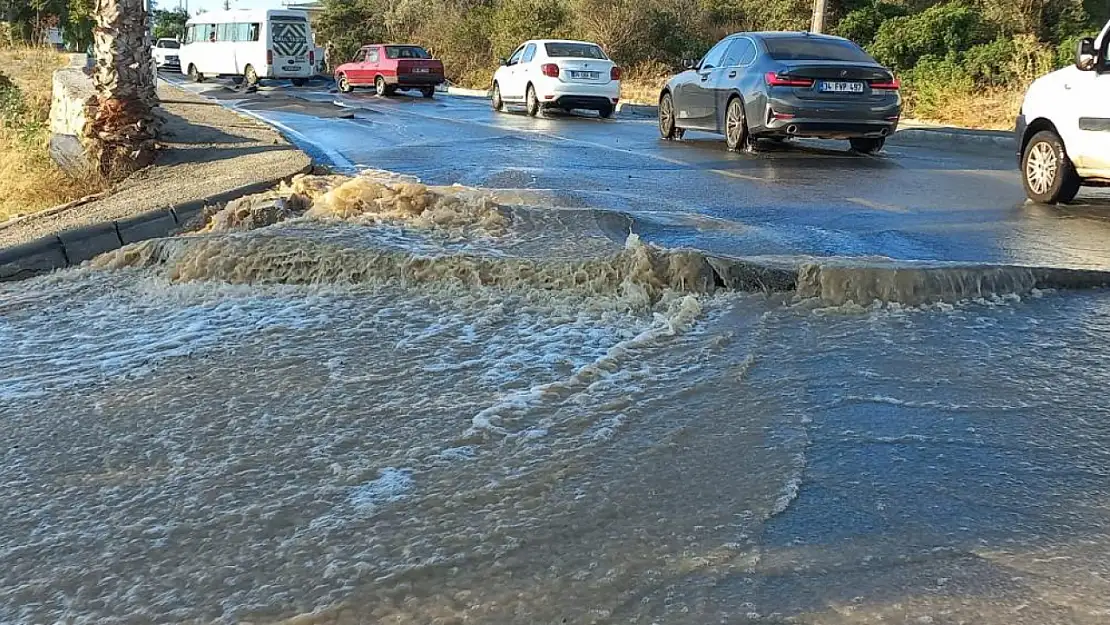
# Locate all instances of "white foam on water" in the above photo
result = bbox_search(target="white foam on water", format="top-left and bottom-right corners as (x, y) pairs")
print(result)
(0, 275), (336, 401)
(349, 468), (415, 511)
(461, 294), (704, 440)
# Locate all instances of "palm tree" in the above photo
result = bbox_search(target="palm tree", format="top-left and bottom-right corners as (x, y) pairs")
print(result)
(86, 0), (159, 179)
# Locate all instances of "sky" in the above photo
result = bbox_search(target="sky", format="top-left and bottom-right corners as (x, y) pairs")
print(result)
(160, 0), (292, 16)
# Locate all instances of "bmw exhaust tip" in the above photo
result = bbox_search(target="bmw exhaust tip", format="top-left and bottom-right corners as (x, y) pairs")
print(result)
(786, 125), (798, 135)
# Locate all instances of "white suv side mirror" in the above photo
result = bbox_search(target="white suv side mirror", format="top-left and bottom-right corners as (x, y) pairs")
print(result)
(1076, 37), (1097, 71)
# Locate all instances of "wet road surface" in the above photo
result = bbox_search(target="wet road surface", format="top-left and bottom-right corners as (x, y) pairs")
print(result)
(3, 80), (1110, 624)
(167, 75), (1110, 271)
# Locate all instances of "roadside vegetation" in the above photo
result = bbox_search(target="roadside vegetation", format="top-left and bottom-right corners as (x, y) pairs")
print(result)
(0, 46), (100, 222)
(315, 0), (1109, 129)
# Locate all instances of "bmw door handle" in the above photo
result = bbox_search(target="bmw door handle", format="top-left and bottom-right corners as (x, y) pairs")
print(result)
(728, 71), (737, 78)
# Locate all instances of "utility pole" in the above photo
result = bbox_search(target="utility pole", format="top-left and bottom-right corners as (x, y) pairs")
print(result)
(811, 0), (827, 33)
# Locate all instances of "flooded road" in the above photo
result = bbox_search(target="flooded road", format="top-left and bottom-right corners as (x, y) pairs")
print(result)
(163, 76), (1110, 272)
(4, 173), (1110, 624)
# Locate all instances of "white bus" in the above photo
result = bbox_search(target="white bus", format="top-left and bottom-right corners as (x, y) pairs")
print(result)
(179, 9), (316, 86)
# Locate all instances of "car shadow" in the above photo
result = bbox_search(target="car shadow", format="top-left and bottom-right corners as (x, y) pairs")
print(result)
(673, 134), (901, 168)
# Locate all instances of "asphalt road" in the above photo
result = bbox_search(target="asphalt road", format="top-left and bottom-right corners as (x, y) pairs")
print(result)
(166, 76), (1110, 271)
(4, 75), (1097, 624)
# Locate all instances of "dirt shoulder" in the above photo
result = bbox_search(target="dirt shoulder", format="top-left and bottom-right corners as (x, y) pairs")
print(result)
(0, 82), (311, 249)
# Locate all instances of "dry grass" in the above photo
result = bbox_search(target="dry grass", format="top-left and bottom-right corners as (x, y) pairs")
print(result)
(620, 61), (668, 105)
(0, 46), (102, 223)
(905, 87), (1024, 130)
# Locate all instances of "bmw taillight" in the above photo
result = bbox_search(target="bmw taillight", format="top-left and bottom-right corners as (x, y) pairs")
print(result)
(870, 77), (901, 90)
(610, 66), (622, 80)
(541, 63), (560, 78)
(309, 49), (315, 65)
(764, 72), (814, 88)
(266, 49), (273, 65)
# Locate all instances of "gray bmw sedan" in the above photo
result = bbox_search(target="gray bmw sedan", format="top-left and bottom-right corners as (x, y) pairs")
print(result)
(659, 32), (902, 153)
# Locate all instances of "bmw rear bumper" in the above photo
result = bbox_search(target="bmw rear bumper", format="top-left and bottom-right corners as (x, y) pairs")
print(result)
(760, 95), (901, 139)
(763, 120), (897, 139)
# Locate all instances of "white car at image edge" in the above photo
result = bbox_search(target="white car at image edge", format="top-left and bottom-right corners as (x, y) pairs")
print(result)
(1016, 18), (1110, 203)
(492, 39), (621, 118)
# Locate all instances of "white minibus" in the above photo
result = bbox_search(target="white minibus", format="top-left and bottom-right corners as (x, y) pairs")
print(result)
(179, 9), (315, 86)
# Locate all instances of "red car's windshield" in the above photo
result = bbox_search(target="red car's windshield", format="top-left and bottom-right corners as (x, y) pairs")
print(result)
(385, 46), (431, 59)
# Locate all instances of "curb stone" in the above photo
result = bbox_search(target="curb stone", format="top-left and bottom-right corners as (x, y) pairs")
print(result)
(445, 86), (491, 99)
(605, 102), (1016, 148)
(0, 166), (311, 282)
(0, 238), (70, 281)
(616, 103), (659, 119)
(887, 126), (1016, 152)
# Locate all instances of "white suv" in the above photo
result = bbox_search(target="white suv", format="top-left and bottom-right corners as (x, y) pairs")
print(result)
(492, 39), (621, 118)
(1017, 19), (1110, 203)
(152, 38), (181, 71)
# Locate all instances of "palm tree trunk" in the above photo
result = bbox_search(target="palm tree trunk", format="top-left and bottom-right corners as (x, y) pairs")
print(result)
(86, 0), (159, 179)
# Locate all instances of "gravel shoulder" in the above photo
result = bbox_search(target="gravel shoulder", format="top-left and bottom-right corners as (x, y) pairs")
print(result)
(0, 83), (310, 248)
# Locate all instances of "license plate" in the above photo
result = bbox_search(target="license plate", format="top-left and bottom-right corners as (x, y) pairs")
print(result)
(570, 71), (599, 80)
(413, 67), (429, 73)
(820, 81), (864, 93)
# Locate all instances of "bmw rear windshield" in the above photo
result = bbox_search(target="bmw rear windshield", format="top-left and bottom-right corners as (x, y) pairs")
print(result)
(764, 37), (875, 62)
(544, 43), (607, 59)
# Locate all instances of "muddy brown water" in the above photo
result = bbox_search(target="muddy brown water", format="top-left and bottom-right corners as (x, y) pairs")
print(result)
(3, 174), (1110, 624)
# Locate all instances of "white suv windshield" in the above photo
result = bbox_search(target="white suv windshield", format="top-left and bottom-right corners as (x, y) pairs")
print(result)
(544, 43), (606, 59)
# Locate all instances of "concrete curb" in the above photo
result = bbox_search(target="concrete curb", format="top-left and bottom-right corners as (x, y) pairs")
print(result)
(445, 86), (490, 99)
(701, 253), (1110, 306)
(0, 167), (311, 282)
(598, 102), (1017, 147)
(888, 126), (1016, 152)
(616, 102), (659, 119)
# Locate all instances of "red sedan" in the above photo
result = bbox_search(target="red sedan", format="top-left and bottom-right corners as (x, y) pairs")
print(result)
(335, 44), (445, 98)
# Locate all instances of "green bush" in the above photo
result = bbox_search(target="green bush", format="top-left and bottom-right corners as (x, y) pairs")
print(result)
(315, 0), (390, 70)
(0, 72), (26, 124)
(642, 5), (712, 64)
(0, 71), (44, 145)
(901, 55), (976, 118)
(310, 0), (1105, 117)
(834, 1), (908, 47)
(416, 4), (497, 86)
(1055, 30), (1102, 67)
(489, 0), (569, 60)
(870, 2), (995, 71)
(961, 38), (1017, 86)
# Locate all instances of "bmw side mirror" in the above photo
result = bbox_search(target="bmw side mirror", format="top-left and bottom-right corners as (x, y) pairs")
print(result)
(682, 59), (698, 70)
(1076, 37), (1097, 71)
(499, 57), (508, 66)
